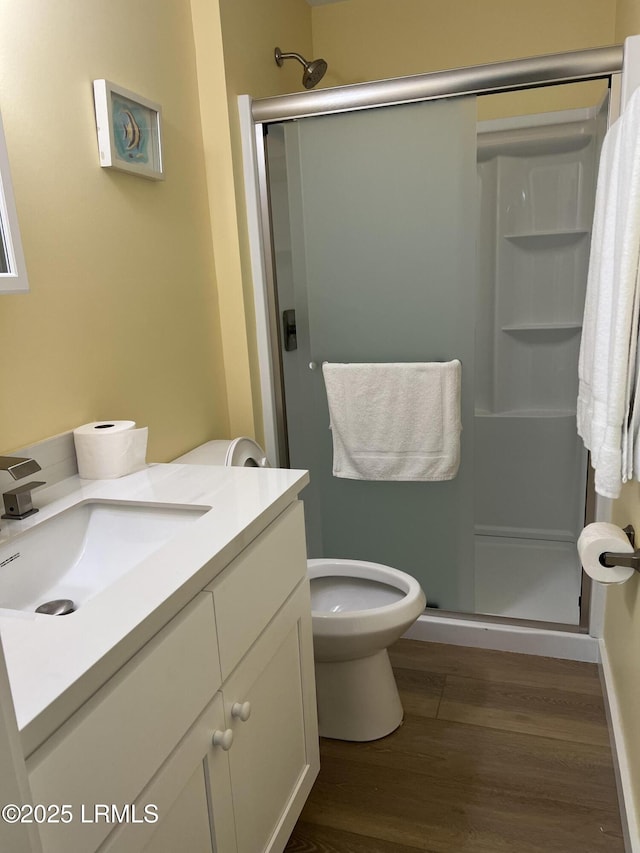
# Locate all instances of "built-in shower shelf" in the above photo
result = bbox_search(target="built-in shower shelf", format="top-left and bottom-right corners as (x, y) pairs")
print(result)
(476, 124), (595, 161)
(504, 229), (589, 245)
(502, 323), (582, 335)
(504, 229), (589, 238)
(502, 322), (582, 330)
(475, 409), (577, 418)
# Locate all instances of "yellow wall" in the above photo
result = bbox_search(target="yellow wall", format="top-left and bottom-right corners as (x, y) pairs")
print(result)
(205, 0), (312, 445)
(190, 0), (258, 442)
(313, 0), (617, 84)
(0, 0), (229, 461)
(609, 487), (640, 820)
(604, 0), (640, 829)
(616, 0), (640, 41)
(220, 0), (313, 99)
(312, 0), (617, 117)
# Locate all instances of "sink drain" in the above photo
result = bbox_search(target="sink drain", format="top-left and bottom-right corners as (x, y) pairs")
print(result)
(35, 599), (75, 616)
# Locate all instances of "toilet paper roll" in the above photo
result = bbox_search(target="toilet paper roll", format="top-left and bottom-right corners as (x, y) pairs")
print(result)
(577, 522), (636, 584)
(73, 421), (148, 479)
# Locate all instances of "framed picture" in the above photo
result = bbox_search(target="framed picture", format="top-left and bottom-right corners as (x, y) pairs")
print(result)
(92, 79), (164, 181)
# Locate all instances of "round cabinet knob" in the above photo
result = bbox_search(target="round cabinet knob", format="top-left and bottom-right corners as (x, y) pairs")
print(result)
(231, 701), (252, 722)
(212, 729), (234, 751)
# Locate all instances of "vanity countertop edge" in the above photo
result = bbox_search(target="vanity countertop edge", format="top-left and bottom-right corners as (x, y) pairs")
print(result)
(0, 462), (310, 757)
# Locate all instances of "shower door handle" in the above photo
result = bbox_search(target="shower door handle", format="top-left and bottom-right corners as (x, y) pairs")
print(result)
(282, 309), (297, 351)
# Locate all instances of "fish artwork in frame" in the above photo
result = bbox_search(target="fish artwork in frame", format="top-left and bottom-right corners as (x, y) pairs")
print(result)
(92, 80), (164, 181)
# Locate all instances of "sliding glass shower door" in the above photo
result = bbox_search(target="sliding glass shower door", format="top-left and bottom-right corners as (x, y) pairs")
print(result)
(265, 85), (606, 623)
(266, 60), (608, 629)
(267, 97), (478, 612)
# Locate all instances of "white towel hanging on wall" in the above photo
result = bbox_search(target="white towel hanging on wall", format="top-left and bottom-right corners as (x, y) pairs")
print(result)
(322, 360), (462, 482)
(577, 86), (640, 498)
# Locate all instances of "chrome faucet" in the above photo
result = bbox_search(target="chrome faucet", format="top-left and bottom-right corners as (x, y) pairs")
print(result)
(0, 456), (45, 520)
(0, 455), (42, 480)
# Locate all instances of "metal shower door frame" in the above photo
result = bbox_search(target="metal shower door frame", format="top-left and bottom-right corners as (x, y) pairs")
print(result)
(239, 41), (630, 635)
(253, 45), (623, 123)
(245, 44), (623, 466)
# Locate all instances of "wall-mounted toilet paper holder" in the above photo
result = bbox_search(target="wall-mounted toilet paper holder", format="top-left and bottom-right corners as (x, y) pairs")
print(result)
(600, 525), (640, 571)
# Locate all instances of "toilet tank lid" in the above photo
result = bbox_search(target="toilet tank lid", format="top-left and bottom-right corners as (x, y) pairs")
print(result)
(173, 437), (270, 468)
(172, 440), (230, 465)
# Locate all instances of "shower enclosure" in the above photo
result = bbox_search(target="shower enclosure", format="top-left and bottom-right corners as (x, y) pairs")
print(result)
(244, 47), (622, 632)
(472, 96), (608, 624)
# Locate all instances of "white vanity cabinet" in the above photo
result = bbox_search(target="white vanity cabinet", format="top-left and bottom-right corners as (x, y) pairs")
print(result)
(25, 500), (319, 853)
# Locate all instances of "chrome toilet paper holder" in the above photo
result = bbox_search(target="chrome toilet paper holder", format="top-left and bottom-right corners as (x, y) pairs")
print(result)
(600, 525), (640, 571)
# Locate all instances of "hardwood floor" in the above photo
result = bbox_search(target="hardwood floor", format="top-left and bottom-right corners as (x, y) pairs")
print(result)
(285, 639), (624, 852)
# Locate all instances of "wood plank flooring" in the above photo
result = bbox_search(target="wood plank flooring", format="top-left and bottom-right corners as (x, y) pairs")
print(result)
(285, 639), (624, 852)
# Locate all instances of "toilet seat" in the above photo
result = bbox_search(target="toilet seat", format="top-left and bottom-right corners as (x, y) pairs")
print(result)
(308, 558), (424, 632)
(307, 558), (425, 663)
(310, 576), (404, 613)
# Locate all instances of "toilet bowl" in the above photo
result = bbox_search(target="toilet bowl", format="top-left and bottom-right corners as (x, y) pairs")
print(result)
(173, 437), (270, 468)
(308, 558), (426, 742)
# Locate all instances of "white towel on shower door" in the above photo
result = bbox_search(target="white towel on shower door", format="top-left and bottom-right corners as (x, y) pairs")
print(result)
(322, 361), (462, 481)
(577, 86), (640, 498)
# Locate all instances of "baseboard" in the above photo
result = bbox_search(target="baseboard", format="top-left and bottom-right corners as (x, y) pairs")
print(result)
(599, 639), (639, 853)
(404, 613), (599, 662)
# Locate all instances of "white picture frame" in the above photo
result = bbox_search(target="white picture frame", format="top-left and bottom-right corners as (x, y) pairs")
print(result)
(92, 79), (164, 181)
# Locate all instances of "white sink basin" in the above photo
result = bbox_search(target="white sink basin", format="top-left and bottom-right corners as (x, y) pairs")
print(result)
(0, 500), (208, 614)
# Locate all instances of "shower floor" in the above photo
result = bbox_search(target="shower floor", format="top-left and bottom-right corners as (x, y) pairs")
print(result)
(474, 535), (581, 624)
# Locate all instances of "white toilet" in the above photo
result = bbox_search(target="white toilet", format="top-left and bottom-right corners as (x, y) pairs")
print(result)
(173, 438), (426, 742)
(308, 558), (426, 742)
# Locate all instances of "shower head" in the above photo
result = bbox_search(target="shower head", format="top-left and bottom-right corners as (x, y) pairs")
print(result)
(274, 47), (328, 89)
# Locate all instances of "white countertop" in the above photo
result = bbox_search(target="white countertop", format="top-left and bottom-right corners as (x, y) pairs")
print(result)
(0, 463), (309, 756)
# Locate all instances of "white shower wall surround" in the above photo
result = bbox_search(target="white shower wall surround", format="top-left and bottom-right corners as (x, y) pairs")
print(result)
(474, 102), (607, 623)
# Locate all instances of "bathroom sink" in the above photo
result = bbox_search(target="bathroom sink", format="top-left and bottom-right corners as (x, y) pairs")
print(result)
(0, 500), (208, 614)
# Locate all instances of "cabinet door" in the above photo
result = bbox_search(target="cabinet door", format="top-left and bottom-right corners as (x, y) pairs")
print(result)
(99, 694), (236, 853)
(28, 593), (221, 853)
(141, 768), (212, 853)
(208, 501), (307, 680)
(223, 583), (319, 853)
